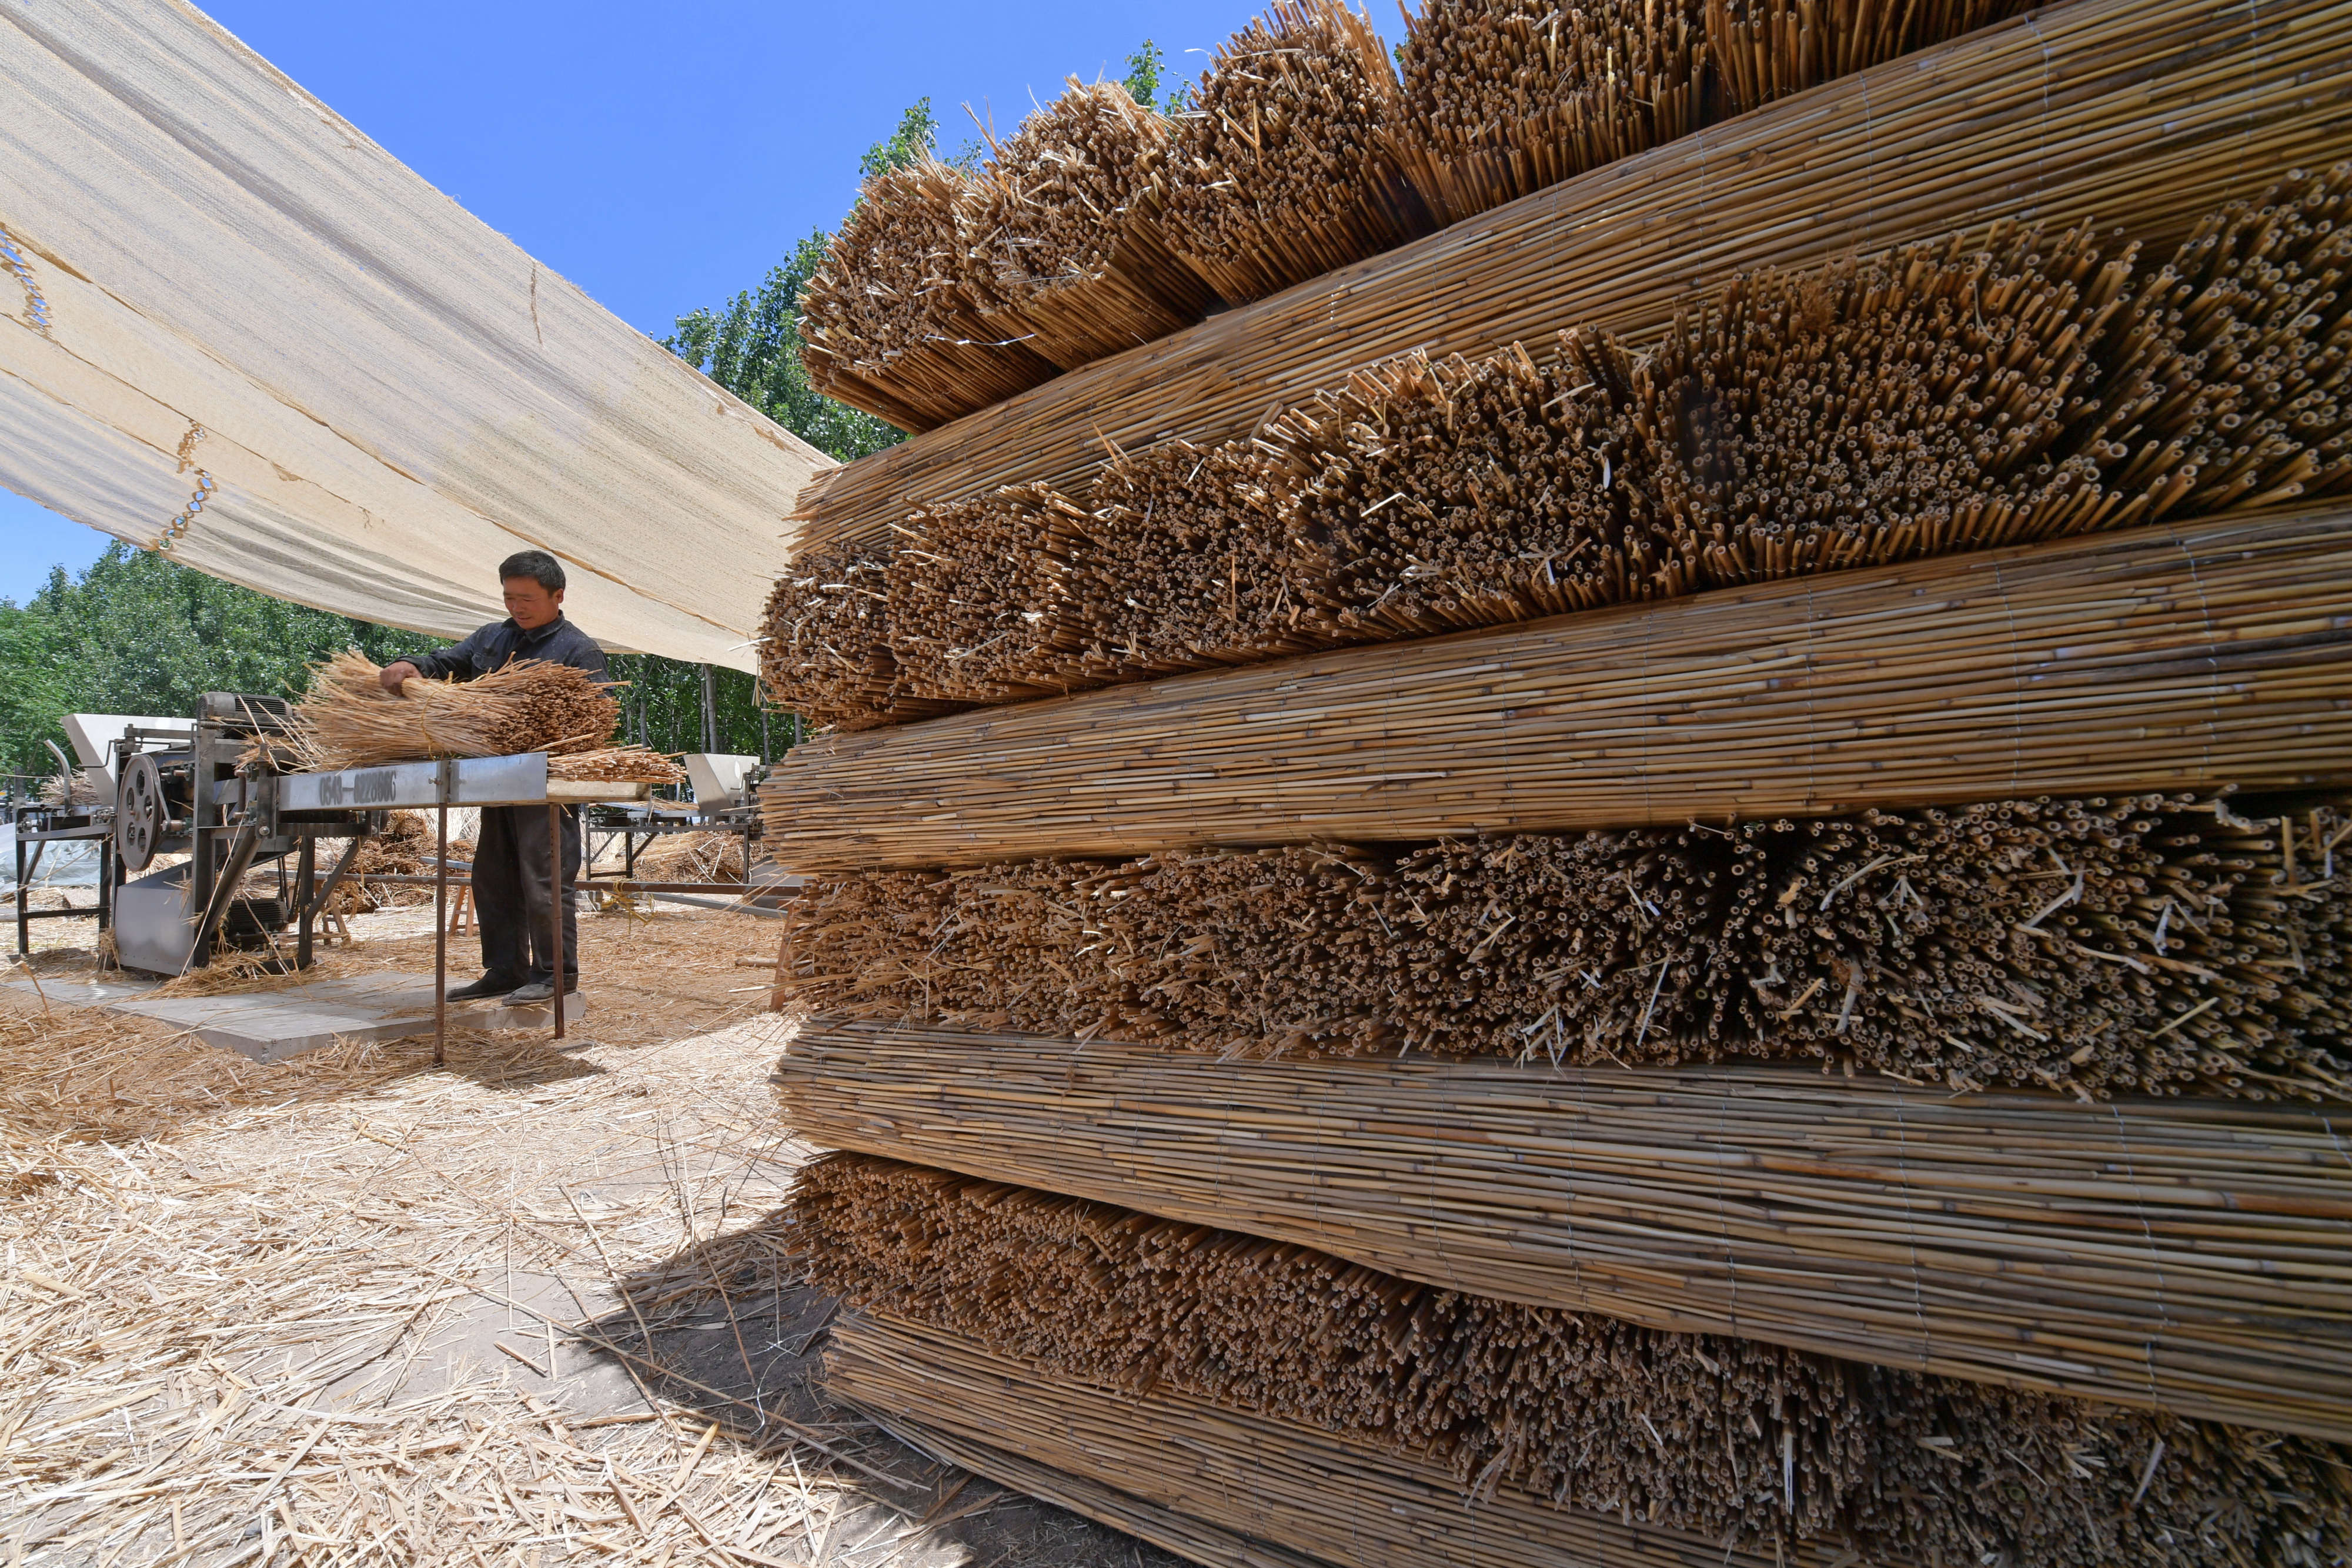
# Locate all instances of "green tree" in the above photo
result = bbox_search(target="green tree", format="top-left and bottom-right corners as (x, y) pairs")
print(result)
(0, 544), (440, 787)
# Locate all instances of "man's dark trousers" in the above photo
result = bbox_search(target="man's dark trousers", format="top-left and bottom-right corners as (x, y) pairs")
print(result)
(472, 805), (581, 988)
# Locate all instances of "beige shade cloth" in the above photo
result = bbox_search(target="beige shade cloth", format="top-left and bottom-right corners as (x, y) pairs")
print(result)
(0, 0), (830, 671)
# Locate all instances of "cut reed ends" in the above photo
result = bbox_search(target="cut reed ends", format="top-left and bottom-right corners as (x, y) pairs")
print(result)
(964, 80), (1217, 370)
(780, 793), (2352, 1103)
(287, 651), (619, 770)
(1161, 0), (1432, 305)
(1706, 0), (2037, 116)
(800, 1155), (2352, 1568)
(757, 543), (961, 732)
(1390, 0), (1709, 226)
(799, 159), (1061, 432)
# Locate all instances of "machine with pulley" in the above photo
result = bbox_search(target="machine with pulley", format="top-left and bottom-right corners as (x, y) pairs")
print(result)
(109, 693), (380, 975)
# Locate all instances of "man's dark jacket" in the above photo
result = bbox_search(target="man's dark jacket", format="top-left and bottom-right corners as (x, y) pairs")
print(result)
(409, 615), (609, 684)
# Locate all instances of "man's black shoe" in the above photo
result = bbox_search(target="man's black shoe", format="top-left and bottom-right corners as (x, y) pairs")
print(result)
(445, 974), (523, 1002)
(501, 979), (580, 1006)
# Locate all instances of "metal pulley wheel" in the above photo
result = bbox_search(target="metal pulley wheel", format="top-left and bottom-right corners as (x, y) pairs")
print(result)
(116, 751), (165, 873)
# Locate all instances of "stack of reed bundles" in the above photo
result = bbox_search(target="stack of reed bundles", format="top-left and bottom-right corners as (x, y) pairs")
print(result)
(766, 170), (2352, 727)
(760, 506), (2352, 870)
(778, 790), (2352, 1104)
(963, 81), (1217, 373)
(1160, 0), (1433, 305)
(797, 159), (1060, 432)
(790, 0), (2352, 563)
(802, 1154), (2352, 1568)
(794, 0), (2251, 430)
(776, 1022), (2352, 1440)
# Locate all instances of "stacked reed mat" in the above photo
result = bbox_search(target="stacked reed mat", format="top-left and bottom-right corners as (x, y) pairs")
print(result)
(776, 1022), (2352, 1439)
(788, 0), (2352, 556)
(794, 0), (2123, 428)
(802, 1154), (2352, 1568)
(759, 506), (2352, 866)
(286, 651), (682, 781)
(769, 165), (2352, 727)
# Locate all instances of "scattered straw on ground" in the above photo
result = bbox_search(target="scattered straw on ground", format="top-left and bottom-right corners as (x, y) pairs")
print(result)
(0, 909), (1175, 1568)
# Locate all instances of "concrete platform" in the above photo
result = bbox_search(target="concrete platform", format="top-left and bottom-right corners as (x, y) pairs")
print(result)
(1, 971), (589, 1063)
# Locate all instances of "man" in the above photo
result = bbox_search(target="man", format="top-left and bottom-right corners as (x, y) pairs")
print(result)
(380, 550), (607, 1006)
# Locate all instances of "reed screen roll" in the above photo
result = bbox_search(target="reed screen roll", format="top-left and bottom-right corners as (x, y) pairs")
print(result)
(776, 1024), (2352, 1440)
(830, 1313), (1794, 1568)
(787, 0), (2352, 559)
(759, 507), (2352, 868)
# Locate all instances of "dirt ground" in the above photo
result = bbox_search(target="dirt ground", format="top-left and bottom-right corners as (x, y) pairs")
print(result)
(0, 900), (1188, 1568)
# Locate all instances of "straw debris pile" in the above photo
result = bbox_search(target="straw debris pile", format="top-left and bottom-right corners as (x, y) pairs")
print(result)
(799, 1154), (2352, 1568)
(781, 791), (2352, 1102)
(766, 170), (2352, 728)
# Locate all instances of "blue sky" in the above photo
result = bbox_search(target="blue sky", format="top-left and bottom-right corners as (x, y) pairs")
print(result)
(2, 0), (1407, 607)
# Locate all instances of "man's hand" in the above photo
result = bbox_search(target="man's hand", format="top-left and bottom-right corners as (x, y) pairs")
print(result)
(379, 660), (421, 692)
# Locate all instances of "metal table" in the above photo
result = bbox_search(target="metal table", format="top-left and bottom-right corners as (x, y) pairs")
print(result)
(282, 754), (649, 1062)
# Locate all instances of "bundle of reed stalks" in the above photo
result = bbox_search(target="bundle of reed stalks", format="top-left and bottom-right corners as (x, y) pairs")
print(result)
(798, 159), (1061, 431)
(963, 80), (1217, 371)
(801, 1154), (2352, 1568)
(760, 507), (2352, 869)
(757, 543), (960, 731)
(1389, 0), (1709, 226)
(885, 483), (1095, 703)
(286, 651), (620, 769)
(1706, 0), (2035, 116)
(780, 791), (2352, 1102)
(1160, 0), (1432, 305)
(544, 745), (686, 785)
(777, 172), (2352, 725)
(794, 0), (2348, 560)
(779, 1022), (2352, 1440)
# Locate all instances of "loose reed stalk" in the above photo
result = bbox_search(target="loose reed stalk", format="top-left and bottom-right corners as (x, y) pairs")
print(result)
(1160, 0), (1434, 305)
(801, 1155), (2352, 1568)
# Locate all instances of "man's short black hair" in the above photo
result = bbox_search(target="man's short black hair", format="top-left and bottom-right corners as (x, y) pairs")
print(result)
(499, 550), (566, 593)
